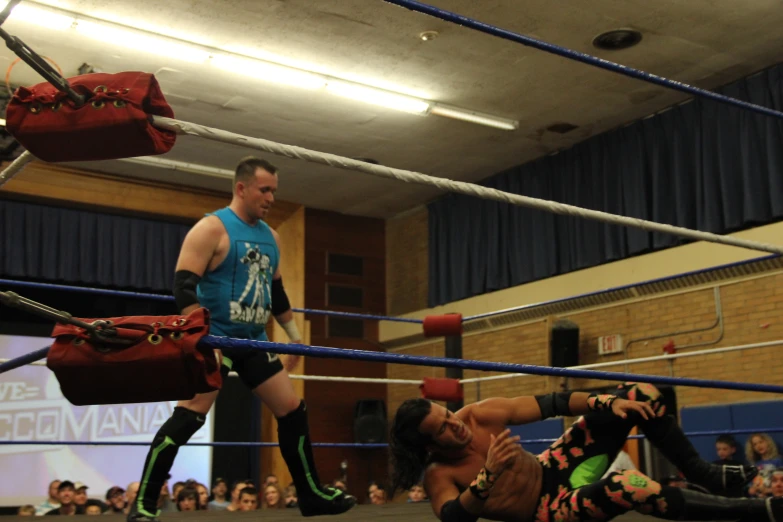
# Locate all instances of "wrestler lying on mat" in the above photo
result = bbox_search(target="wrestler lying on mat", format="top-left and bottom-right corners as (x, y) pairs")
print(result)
(390, 383), (780, 522)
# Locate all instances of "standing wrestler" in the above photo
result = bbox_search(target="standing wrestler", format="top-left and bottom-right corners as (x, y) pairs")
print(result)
(128, 157), (356, 521)
(390, 383), (778, 522)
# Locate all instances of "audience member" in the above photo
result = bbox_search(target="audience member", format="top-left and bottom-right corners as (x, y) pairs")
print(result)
(35, 480), (61, 516)
(238, 487), (258, 512)
(262, 483), (285, 509)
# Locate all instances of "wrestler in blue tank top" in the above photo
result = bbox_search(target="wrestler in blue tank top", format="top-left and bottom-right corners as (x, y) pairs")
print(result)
(196, 207), (279, 341)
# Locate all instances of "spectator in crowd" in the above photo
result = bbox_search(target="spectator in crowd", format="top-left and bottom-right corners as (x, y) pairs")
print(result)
(17, 505), (36, 516)
(715, 434), (744, 465)
(45, 480), (82, 516)
(105, 486), (126, 514)
(747, 433), (783, 497)
(264, 474), (278, 488)
(367, 482), (380, 504)
(72, 483), (88, 511)
(84, 505), (102, 516)
(170, 482), (186, 504)
(407, 483), (426, 503)
(283, 485), (298, 508)
(72, 483), (107, 513)
(238, 487), (259, 512)
(262, 483), (285, 509)
(225, 481), (248, 512)
(35, 480), (61, 516)
(208, 478), (230, 510)
(194, 482), (209, 510)
(175, 487), (199, 512)
(771, 469), (783, 498)
(370, 485), (387, 505)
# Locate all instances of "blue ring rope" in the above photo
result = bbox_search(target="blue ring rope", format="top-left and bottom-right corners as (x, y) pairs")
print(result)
(200, 336), (783, 394)
(382, 0), (783, 121)
(0, 346), (50, 374)
(0, 279), (422, 324)
(1, 428), (779, 448)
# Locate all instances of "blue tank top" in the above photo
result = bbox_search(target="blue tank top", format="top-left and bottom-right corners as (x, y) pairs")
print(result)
(196, 207), (279, 341)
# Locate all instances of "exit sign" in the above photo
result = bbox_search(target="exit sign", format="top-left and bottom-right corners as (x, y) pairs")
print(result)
(598, 335), (624, 355)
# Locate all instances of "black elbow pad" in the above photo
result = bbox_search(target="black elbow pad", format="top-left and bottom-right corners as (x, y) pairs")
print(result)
(173, 270), (201, 312)
(535, 392), (573, 419)
(440, 499), (479, 522)
(271, 277), (291, 316)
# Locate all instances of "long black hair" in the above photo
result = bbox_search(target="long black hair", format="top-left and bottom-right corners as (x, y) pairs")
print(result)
(389, 398), (434, 495)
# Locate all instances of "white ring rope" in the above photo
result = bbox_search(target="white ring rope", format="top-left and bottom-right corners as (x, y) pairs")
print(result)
(459, 338), (783, 384)
(152, 116), (783, 255)
(0, 150), (35, 188)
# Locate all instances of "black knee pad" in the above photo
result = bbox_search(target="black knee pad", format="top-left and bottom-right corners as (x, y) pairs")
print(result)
(153, 406), (206, 446)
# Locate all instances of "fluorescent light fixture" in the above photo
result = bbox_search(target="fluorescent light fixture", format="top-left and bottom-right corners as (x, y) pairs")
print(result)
(119, 156), (234, 179)
(3, 3), (516, 129)
(8, 4), (75, 30)
(211, 54), (326, 90)
(75, 20), (210, 63)
(326, 80), (430, 114)
(0, 118), (5, 126)
(430, 104), (519, 130)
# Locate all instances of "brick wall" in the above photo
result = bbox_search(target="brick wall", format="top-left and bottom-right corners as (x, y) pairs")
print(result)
(386, 207), (428, 316)
(388, 273), (783, 417)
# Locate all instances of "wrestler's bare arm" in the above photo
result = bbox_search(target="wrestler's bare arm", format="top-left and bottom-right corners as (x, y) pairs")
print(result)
(425, 467), (485, 520)
(174, 216), (223, 315)
(472, 393), (658, 427)
(472, 396), (545, 426)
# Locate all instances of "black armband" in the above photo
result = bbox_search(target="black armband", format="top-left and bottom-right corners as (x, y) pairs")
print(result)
(173, 270), (201, 312)
(271, 277), (291, 316)
(440, 498), (479, 522)
(535, 392), (573, 419)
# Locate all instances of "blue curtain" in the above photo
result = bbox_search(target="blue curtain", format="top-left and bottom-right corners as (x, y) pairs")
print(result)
(0, 199), (190, 291)
(429, 64), (783, 307)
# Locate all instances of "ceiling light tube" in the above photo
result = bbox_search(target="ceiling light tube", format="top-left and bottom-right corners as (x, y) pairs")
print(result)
(210, 54), (327, 90)
(325, 80), (430, 114)
(430, 104), (519, 130)
(7, 3), (75, 30)
(75, 20), (210, 63)
(119, 156), (234, 179)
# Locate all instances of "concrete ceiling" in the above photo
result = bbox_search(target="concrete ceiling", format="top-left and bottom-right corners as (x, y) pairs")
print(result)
(2, 0), (782, 218)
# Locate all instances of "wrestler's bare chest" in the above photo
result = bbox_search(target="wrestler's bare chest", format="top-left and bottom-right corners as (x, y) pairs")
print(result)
(446, 430), (543, 522)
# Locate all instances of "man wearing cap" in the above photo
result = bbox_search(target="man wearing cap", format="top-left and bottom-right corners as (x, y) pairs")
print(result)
(45, 481), (82, 516)
(73, 483), (89, 512)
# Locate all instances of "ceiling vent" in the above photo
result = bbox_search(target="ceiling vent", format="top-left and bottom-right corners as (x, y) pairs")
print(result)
(592, 29), (643, 51)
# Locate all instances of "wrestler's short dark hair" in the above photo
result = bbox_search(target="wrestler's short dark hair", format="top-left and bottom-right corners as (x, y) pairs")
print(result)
(235, 156), (278, 186)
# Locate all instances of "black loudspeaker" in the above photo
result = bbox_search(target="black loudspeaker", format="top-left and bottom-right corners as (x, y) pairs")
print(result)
(353, 400), (387, 443)
(551, 319), (580, 368)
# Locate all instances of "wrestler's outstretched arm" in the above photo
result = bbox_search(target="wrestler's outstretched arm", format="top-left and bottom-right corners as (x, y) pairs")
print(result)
(472, 392), (658, 426)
